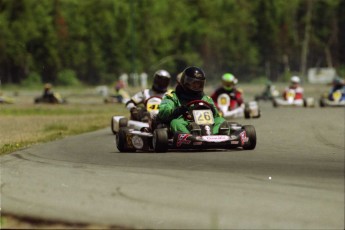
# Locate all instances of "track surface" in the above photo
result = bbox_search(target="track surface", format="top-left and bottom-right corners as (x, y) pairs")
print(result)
(1, 103), (344, 229)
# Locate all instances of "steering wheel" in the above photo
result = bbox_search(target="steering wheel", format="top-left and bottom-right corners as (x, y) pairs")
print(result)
(185, 100), (214, 111)
(183, 100), (215, 121)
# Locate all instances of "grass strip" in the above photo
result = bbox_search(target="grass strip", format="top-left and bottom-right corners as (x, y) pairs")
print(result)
(0, 103), (127, 155)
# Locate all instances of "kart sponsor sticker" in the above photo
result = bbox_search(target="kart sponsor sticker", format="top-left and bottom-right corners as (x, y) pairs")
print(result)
(201, 135), (229, 142)
(131, 135), (144, 149)
(231, 141), (239, 144)
(126, 134), (133, 148)
(240, 131), (249, 145)
(176, 134), (191, 147)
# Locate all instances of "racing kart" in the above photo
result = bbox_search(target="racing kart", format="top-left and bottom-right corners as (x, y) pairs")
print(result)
(272, 90), (315, 108)
(319, 89), (345, 107)
(0, 95), (14, 104)
(216, 93), (260, 119)
(104, 89), (130, 104)
(116, 100), (256, 153)
(111, 96), (162, 135)
(254, 85), (279, 102)
(34, 93), (67, 104)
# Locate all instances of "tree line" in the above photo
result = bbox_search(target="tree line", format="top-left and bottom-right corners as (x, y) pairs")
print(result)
(0, 0), (344, 85)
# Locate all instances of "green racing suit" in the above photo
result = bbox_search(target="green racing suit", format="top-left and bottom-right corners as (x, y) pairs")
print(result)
(157, 90), (226, 134)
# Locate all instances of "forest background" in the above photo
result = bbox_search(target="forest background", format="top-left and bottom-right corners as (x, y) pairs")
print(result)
(0, 0), (344, 86)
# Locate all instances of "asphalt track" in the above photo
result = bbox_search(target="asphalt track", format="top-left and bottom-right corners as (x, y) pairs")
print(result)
(1, 103), (344, 229)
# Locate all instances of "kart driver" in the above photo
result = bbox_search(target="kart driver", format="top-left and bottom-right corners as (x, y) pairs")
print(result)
(210, 73), (244, 118)
(157, 66), (229, 134)
(42, 83), (54, 99)
(126, 70), (171, 121)
(283, 76), (304, 101)
(328, 77), (345, 100)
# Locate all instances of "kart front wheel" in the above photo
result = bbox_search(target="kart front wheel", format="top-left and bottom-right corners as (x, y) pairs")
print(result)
(242, 125), (256, 150)
(116, 127), (131, 152)
(119, 117), (128, 128)
(319, 99), (325, 107)
(153, 128), (168, 153)
(244, 103), (250, 119)
(273, 99), (278, 108)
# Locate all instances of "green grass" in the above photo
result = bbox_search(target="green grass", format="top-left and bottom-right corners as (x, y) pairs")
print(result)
(0, 87), (128, 155)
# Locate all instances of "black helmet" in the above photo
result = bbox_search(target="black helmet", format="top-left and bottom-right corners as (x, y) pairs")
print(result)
(180, 66), (206, 93)
(152, 69), (171, 93)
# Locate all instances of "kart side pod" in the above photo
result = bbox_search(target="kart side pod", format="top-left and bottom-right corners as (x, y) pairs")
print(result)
(111, 116), (150, 134)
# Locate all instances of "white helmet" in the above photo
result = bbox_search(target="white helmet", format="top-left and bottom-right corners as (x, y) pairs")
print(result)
(291, 76), (300, 84)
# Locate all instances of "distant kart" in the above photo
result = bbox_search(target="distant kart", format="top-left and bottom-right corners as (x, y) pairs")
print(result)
(0, 96), (14, 104)
(216, 93), (260, 119)
(104, 89), (130, 104)
(34, 93), (67, 104)
(116, 100), (257, 153)
(319, 90), (345, 107)
(273, 90), (315, 108)
(254, 86), (279, 102)
(111, 96), (162, 135)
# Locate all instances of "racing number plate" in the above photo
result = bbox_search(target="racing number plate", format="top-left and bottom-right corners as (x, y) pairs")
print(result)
(287, 91), (296, 99)
(218, 94), (230, 106)
(332, 90), (341, 102)
(193, 109), (214, 125)
(146, 97), (161, 112)
(146, 103), (159, 112)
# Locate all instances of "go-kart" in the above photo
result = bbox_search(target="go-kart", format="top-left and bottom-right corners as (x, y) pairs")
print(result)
(34, 93), (67, 104)
(254, 85), (279, 102)
(216, 93), (260, 119)
(104, 89), (130, 104)
(0, 95), (14, 104)
(319, 89), (345, 107)
(111, 96), (162, 135)
(272, 89), (315, 108)
(116, 100), (257, 153)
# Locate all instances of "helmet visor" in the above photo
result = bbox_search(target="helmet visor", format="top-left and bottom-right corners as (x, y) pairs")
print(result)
(184, 75), (205, 92)
(153, 76), (170, 91)
(222, 80), (235, 89)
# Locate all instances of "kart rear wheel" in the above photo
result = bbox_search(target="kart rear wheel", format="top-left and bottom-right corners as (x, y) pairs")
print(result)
(273, 99), (278, 108)
(319, 99), (325, 107)
(116, 127), (131, 152)
(153, 128), (168, 153)
(243, 125), (256, 150)
(244, 103), (250, 119)
(303, 99), (307, 107)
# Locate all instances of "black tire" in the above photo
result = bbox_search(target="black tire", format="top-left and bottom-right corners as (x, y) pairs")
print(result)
(303, 99), (307, 107)
(242, 125), (256, 150)
(116, 127), (131, 152)
(319, 99), (325, 107)
(119, 117), (128, 128)
(152, 128), (168, 153)
(273, 99), (278, 108)
(244, 103), (250, 119)
(244, 110), (250, 119)
(112, 117), (128, 135)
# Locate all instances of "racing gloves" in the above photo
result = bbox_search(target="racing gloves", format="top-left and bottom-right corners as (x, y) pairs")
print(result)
(172, 105), (188, 118)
